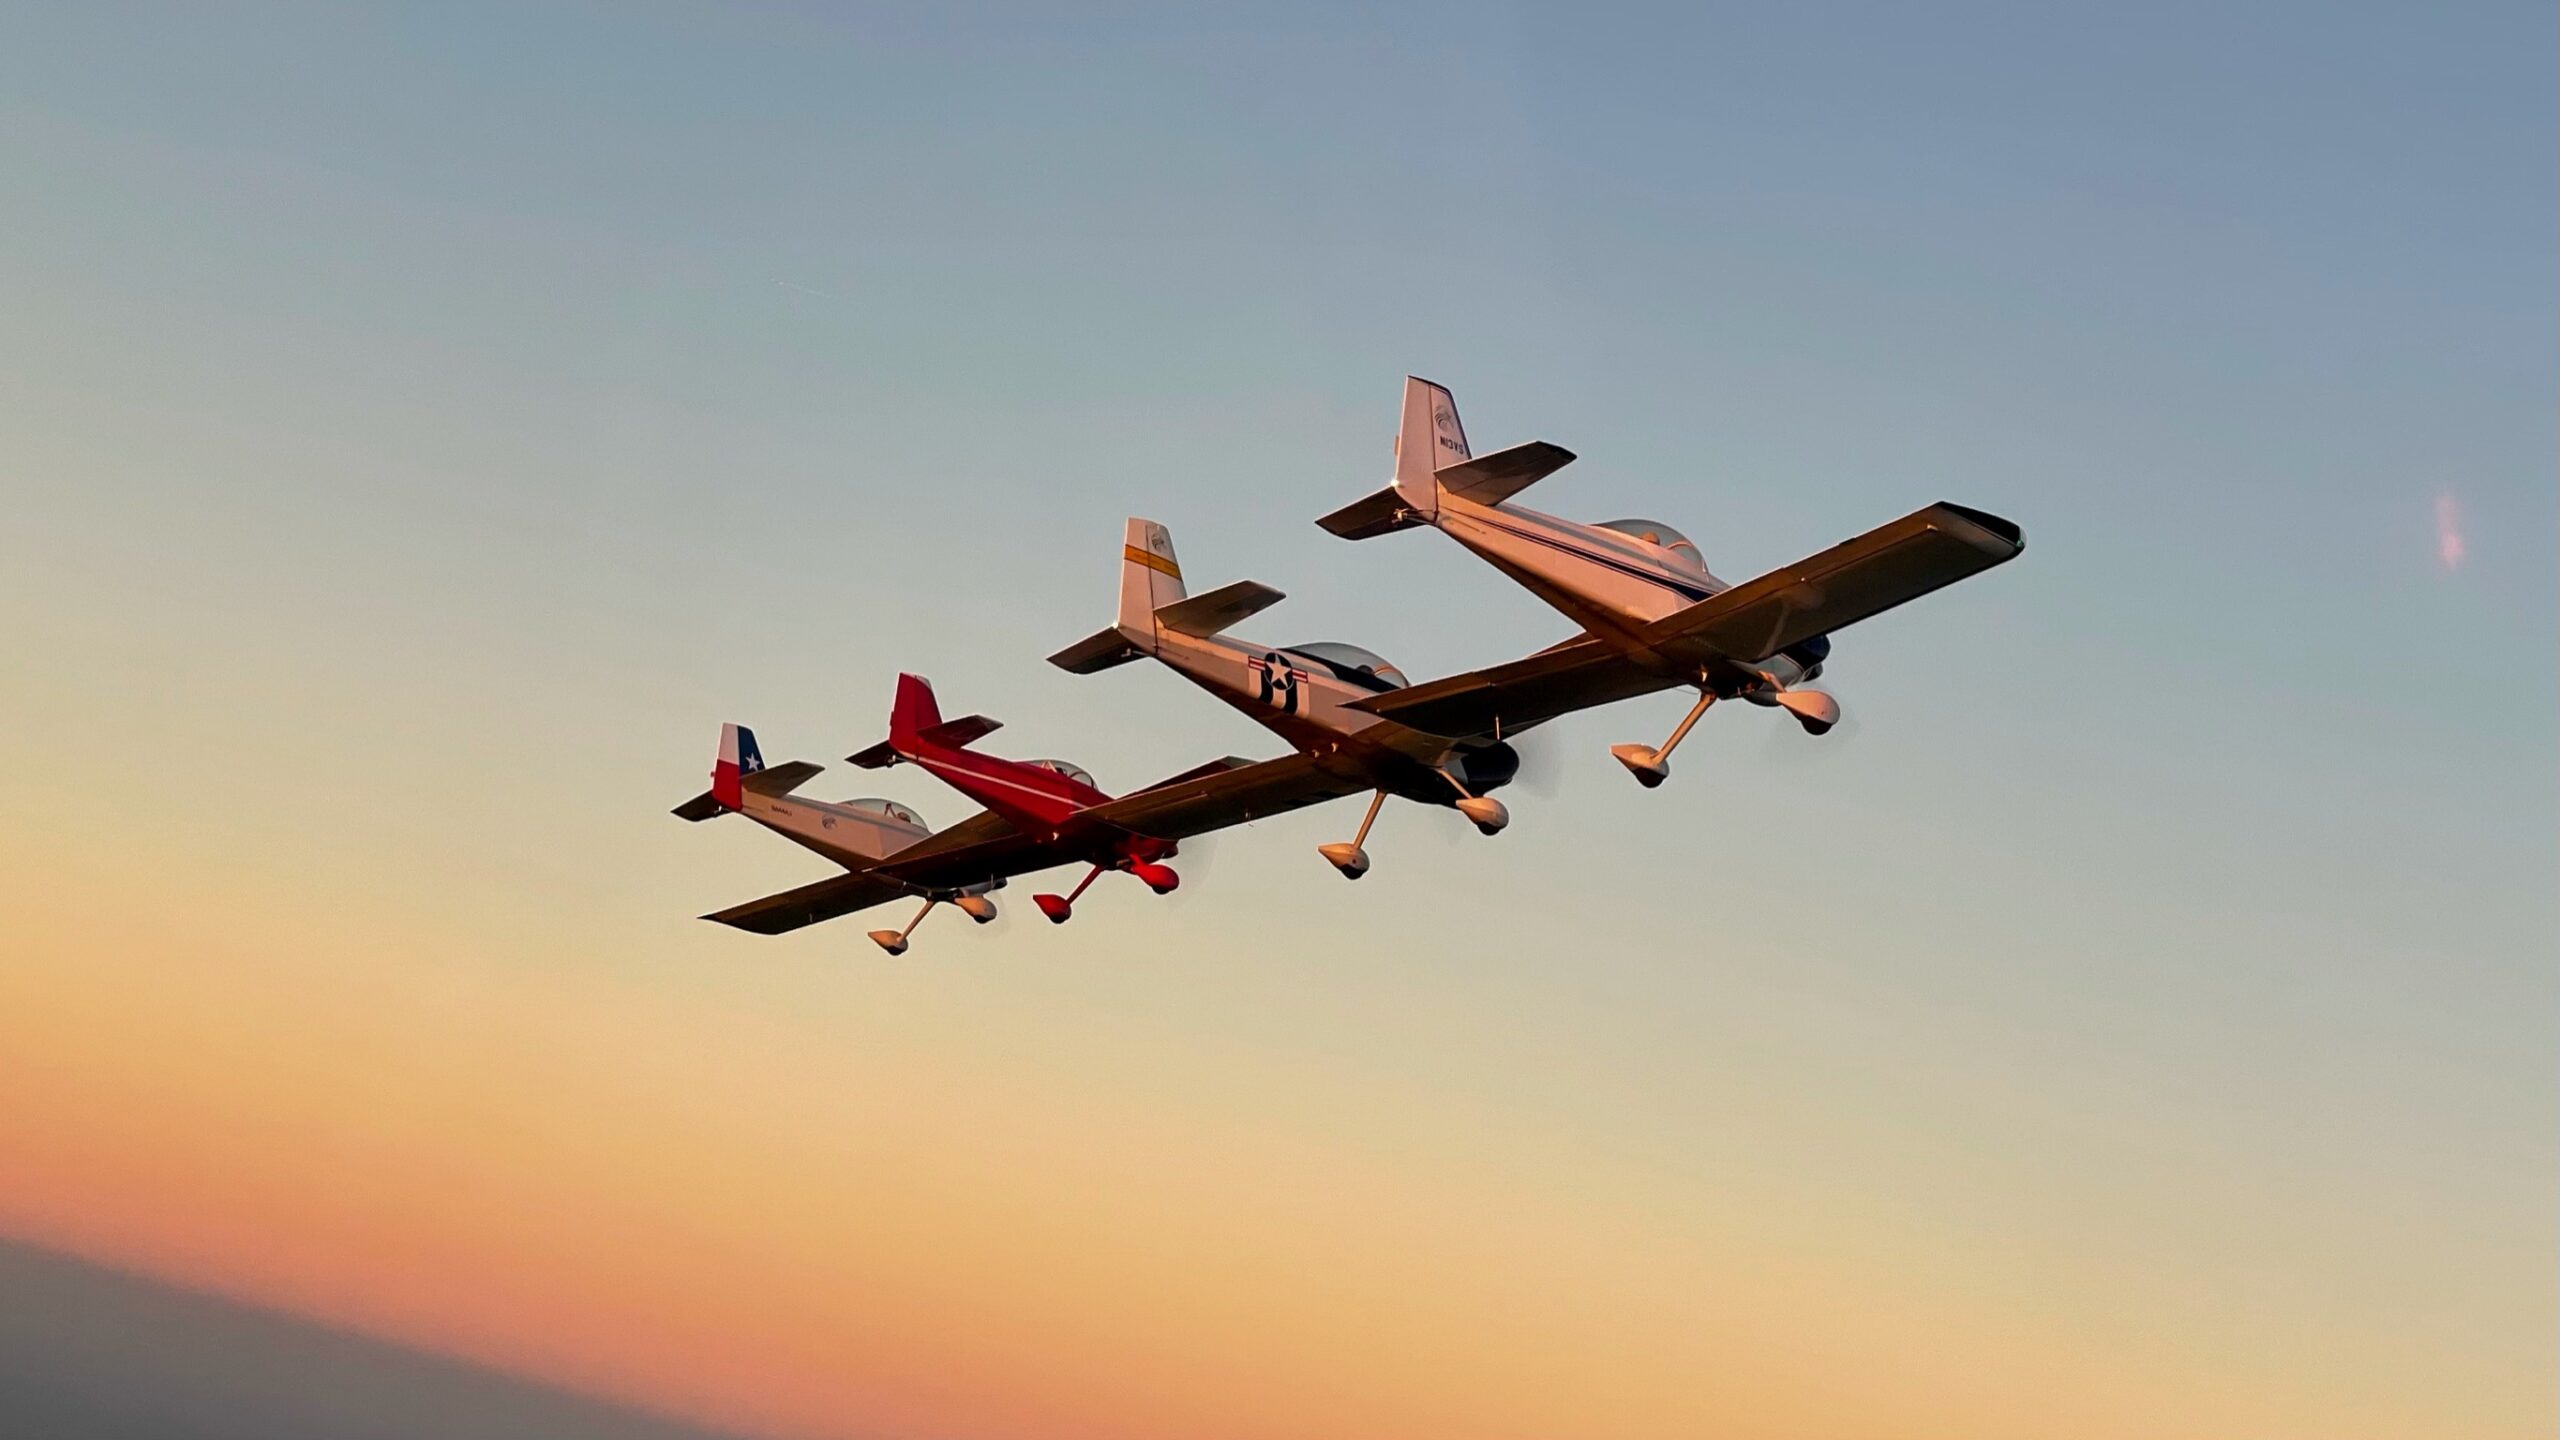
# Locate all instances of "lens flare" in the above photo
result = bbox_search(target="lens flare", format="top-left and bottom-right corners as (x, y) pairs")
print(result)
(2434, 492), (2465, 571)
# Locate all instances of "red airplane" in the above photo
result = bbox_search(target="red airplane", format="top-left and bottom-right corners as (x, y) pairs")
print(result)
(846, 672), (1193, 939)
(681, 673), (1366, 955)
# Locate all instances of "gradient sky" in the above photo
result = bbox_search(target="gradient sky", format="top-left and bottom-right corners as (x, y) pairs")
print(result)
(2, 5), (2552, 1438)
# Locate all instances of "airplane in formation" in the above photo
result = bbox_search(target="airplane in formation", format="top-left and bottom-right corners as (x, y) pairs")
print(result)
(1049, 518), (1522, 879)
(680, 376), (2024, 949)
(675, 676), (1369, 952)
(1318, 377), (2025, 787)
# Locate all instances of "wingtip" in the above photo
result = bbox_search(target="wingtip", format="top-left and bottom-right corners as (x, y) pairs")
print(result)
(1934, 501), (2025, 553)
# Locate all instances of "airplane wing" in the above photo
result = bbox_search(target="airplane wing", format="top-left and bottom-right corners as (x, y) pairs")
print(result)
(1081, 751), (1371, 840)
(1344, 637), (1679, 739)
(1645, 502), (2023, 664)
(724, 756), (1355, 904)
(703, 869), (914, 934)
(1352, 504), (2021, 738)
(878, 807), (1018, 871)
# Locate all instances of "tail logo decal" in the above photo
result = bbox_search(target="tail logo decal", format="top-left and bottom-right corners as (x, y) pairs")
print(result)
(1434, 404), (1469, 461)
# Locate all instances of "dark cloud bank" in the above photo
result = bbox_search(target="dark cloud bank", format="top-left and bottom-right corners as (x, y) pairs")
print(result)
(0, 1239), (764, 1440)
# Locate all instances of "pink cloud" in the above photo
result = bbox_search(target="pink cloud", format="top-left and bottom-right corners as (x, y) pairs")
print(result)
(2435, 492), (2465, 572)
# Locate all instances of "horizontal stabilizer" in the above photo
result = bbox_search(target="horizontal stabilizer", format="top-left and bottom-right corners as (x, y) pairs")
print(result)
(846, 740), (900, 769)
(740, 759), (823, 796)
(1316, 486), (1422, 540)
(672, 789), (727, 821)
(1049, 627), (1144, 673)
(1648, 501), (2024, 663)
(1155, 580), (1285, 637)
(1436, 441), (1575, 506)
(919, 714), (1002, 748)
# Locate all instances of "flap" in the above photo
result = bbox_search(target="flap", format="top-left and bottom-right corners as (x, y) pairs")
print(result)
(1435, 440), (1576, 506)
(1154, 580), (1285, 638)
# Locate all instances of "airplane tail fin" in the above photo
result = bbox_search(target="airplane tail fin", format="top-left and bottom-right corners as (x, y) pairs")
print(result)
(674, 722), (764, 819)
(1316, 376), (1464, 540)
(1121, 517), (1186, 620)
(1051, 517), (1178, 673)
(849, 673), (943, 769)
(1395, 375), (1468, 513)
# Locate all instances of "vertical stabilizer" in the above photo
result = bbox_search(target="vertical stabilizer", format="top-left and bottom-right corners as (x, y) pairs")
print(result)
(851, 673), (944, 769)
(1394, 376), (1469, 517)
(1122, 518), (1185, 626)
(710, 722), (764, 811)
(1048, 520), (1167, 673)
(888, 673), (942, 752)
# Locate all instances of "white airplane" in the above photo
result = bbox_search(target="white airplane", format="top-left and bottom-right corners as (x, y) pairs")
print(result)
(1049, 519), (1520, 879)
(675, 695), (1369, 951)
(1317, 378), (2024, 786)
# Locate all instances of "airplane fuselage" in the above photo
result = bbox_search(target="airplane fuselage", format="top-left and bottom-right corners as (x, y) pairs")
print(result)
(1430, 493), (1822, 693)
(735, 787), (930, 871)
(901, 741), (1108, 837)
(1128, 623), (1521, 806)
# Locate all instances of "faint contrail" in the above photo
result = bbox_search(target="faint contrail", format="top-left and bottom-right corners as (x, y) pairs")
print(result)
(2434, 491), (2465, 571)
(773, 278), (848, 300)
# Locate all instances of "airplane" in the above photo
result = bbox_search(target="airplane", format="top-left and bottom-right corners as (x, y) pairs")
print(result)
(1316, 377), (2025, 787)
(675, 676), (1369, 953)
(1049, 518), (1524, 880)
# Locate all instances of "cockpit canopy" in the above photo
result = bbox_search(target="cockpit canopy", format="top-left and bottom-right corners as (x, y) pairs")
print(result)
(845, 797), (928, 828)
(1596, 518), (1705, 571)
(1026, 758), (1096, 788)
(1279, 642), (1409, 692)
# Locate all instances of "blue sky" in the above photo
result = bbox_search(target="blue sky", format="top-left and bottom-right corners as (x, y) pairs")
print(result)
(1, 5), (2551, 1435)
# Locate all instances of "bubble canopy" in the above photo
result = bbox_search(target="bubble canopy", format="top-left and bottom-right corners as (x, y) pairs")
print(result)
(1026, 758), (1096, 788)
(845, 797), (927, 828)
(1596, 518), (1704, 570)
(1279, 642), (1409, 691)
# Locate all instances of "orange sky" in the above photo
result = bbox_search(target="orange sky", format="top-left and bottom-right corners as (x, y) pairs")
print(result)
(3, 813), (2540, 1440)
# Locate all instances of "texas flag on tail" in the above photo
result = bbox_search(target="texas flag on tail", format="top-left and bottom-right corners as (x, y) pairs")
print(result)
(711, 722), (765, 811)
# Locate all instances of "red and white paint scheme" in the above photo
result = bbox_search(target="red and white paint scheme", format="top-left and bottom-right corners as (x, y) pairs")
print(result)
(675, 680), (1370, 957)
(1316, 377), (2025, 789)
(844, 673), (1185, 947)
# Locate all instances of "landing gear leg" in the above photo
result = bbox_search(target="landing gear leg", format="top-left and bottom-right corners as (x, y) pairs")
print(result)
(869, 899), (937, 955)
(1437, 770), (1510, 836)
(1612, 689), (1716, 789)
(1033, 865), (1105, 924)
(1318, 789), (1389, 879)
